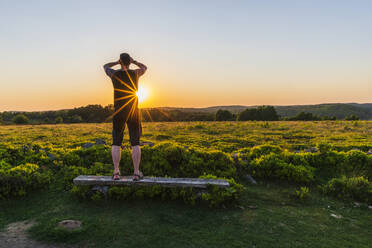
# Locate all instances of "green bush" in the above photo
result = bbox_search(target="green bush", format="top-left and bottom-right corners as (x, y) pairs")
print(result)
(55, 116), (63, 124)
(248, 153), (315, 184)
(294, 186), (310, 201)
(0, 163), (51, 198)
(341, 150), (372, 179)
(117, 142), (236, 179)
(13, 114), (29, 124)
(249, 145), (283, 159)
(321, 176), (372, 204)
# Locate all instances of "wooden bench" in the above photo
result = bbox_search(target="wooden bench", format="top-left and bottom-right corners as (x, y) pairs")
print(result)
(73, 175), (230, 189)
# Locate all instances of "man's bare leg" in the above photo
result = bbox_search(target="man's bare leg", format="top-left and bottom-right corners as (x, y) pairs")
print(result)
(112, 145), (121, 174)
(131, 145), (141, 175)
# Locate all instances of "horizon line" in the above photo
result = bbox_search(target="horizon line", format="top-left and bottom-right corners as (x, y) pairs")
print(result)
(2, 101), (371, 113)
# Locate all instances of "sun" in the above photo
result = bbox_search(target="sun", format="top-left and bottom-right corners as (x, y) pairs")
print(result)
(136, 84), (149, 103)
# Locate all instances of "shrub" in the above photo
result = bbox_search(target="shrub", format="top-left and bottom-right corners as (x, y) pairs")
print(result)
(248, 153), (315, 184)
(215, 109), (233, 121)
(249, 145), (283, 160)
(55, 116), (63, 124)
(0, 163), (51, 198)
(341, 150), (372, 179)
(118, 142), (236, 179)
(321, 176), (372, 204)
(294, 186), (310, 201)
(13, 114), (29, 124)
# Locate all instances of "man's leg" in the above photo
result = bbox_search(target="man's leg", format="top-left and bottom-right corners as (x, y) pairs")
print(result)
(128, 110), (142, 176)
(112, 145), (121, 174)
(112, 115), (125, 176)
(131, 145), (141, 174)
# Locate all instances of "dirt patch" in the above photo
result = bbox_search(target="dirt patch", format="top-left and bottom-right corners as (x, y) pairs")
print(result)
(0, 220), (75, 248)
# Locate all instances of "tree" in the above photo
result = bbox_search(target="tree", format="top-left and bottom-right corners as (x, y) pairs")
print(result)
(215, 109), (233, 121)
(288, 112), (320, 121)
(237, 108), (259, 121)
(55, 116), (63, 124)
(13, 114), (29, 124)
(345, 114), (359, 121)
(71, 115), (82, 123)
(257, 106), (279, 121)
(237, 106), (279, 121)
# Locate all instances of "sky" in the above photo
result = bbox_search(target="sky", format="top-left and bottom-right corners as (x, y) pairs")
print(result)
(0, 0), (371, 111)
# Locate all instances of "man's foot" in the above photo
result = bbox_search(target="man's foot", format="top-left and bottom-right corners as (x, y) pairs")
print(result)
(112, 171), (121, 180)
(133, 171), (144, 181)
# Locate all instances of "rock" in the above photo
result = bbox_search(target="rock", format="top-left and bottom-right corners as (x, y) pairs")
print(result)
(95, 138), (106, 145)
(232, 153), (239, 158)
(195, 189), (208, 199)
(237, 205), (245, 210)
(91, 185), (109, 195)
(57, 220), (82, 231)
(245, 174), (257, 184)
(310, 147), (318, 153)
(293, 150), (300, 154)
(330, 213), (342, 219)
(47, 153), (56, 160)
(354, 202), (361, 207)
(140, 141), (155, 147)
(368, 205), (372, 210)
(304, 147), (318, 153)
(82, 143), (94, 149)
(247, 205), (258, 209)
(367, 149), (372, 155)
(35, 148), (46, 153)
(232, 152), (242, 158)
(23, 144), (31, 151)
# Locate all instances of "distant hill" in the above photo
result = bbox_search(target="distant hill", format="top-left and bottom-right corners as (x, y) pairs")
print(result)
(157, 103), (372, 120)
(156, 105), (249, 114)
(274, 103), (372, 120)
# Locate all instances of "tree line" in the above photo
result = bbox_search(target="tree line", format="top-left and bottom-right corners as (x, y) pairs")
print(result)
(0, 104), (360, 125)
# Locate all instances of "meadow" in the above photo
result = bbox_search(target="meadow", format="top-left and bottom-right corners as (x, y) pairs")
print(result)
(1, 121), (372, 248)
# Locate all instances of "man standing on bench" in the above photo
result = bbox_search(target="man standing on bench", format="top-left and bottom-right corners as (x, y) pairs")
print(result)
(103, 53), (147, 181)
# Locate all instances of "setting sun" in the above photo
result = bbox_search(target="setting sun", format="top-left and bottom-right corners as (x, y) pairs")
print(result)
(136, 84), (149, 103)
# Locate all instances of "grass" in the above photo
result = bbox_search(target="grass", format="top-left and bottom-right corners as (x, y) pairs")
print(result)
(1, 121), (372, 247)
(1, 121), (372, 152)
(1, 179), (371, 248)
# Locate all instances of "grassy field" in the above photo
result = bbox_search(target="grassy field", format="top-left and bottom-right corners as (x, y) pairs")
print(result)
(1, 121), (372, 152)
(1, 121), (372, 248)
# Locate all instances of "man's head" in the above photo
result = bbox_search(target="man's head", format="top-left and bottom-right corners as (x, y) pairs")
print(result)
(119, 53), (131, 67)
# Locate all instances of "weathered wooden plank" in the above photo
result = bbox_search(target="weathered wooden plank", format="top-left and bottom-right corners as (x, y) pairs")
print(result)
(73, 175), (230, 188)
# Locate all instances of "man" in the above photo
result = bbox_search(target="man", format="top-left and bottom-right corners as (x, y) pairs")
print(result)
(103, 53), (147, 181)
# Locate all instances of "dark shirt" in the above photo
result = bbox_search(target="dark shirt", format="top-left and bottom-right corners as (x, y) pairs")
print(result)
(105, 68), (138, 113)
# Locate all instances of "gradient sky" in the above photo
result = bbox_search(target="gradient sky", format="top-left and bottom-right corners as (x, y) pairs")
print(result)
(0, 0), (371, 111)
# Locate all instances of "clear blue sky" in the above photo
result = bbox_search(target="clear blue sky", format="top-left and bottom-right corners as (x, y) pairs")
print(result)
(0, 0), (371, 111)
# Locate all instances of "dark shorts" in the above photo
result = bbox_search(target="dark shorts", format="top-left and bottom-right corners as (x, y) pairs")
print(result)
(112, 109), (142, 146)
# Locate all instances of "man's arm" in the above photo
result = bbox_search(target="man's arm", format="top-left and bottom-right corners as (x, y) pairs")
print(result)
(132, 60), (147, 77)
(103, 61), (119, 78)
